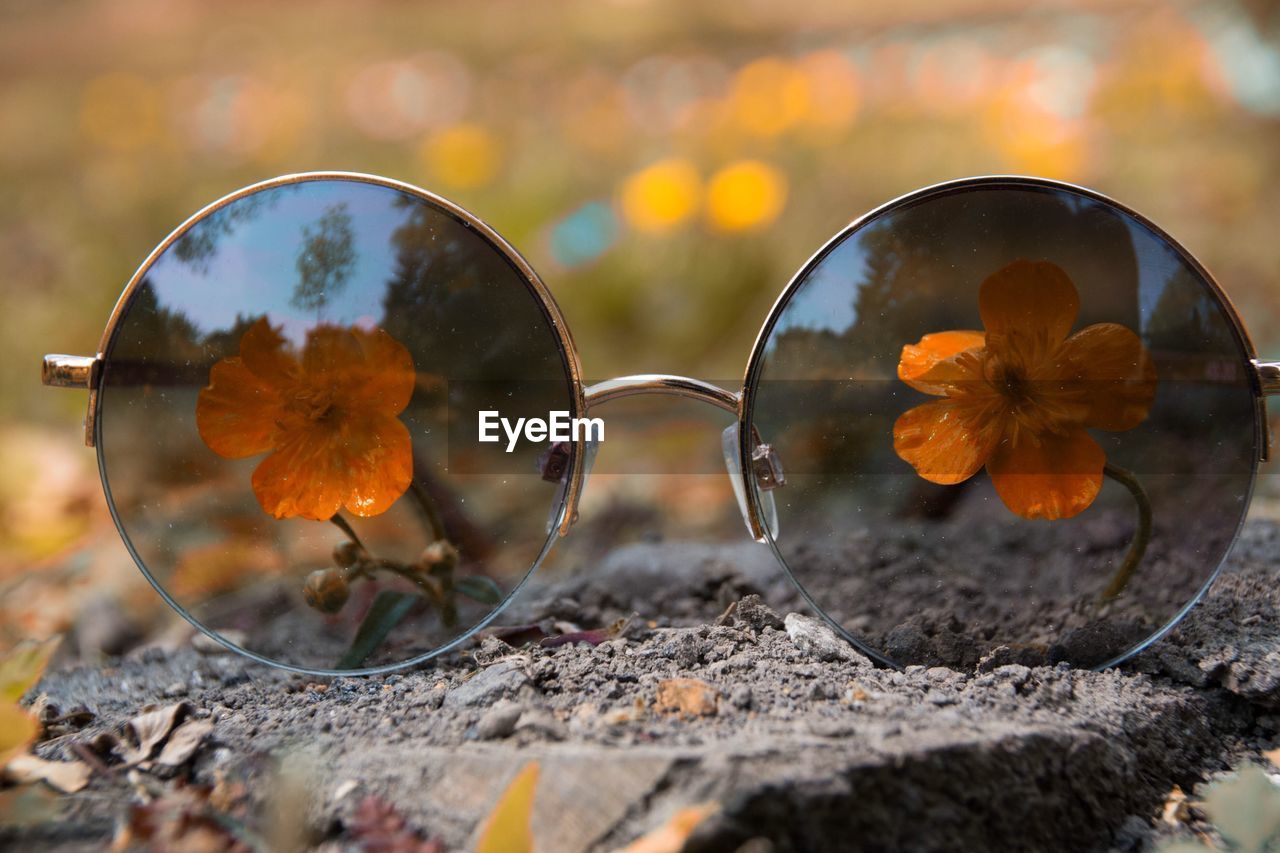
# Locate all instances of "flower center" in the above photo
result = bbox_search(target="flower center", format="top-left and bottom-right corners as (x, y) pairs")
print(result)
(995, 365), (1032, 405)
(286, 383), (342, 428)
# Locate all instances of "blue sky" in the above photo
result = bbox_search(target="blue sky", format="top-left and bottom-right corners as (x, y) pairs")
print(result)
(766, 194), (1199, 347)
(147, 181), (420, 343)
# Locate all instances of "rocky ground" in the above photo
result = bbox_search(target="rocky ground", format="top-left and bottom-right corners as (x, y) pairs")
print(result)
(4, 522), (1280, 852)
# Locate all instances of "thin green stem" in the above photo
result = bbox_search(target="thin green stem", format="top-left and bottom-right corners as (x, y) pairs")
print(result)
(328, 499), (455, 628)
(1099, 462), (1153, 602)
(410, 480), (447, 542)
(328, 514), (366, 552)
(371, 558), (444, 603)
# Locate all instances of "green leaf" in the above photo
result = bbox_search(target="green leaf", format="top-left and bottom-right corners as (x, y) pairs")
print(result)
(455, 576), (504, 606)
(337, 591), (418, 670)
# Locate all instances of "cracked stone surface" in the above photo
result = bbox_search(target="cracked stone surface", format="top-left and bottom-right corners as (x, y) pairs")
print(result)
(4, 522), (1280, 852)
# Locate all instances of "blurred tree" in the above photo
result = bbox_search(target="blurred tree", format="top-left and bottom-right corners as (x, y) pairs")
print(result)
(170, 195), (273, 274)
(1145, 266), (1241, 354)
(292, 203), (355, 316)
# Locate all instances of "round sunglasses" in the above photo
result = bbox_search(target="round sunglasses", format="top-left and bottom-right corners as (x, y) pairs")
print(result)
(43, 173), (1278, 675)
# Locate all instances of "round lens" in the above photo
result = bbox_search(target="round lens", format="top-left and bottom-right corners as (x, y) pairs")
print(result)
(745, 179), (1259, 669)
(97, 175), (578, 673)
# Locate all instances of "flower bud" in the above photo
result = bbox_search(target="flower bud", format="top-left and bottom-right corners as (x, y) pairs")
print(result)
(332, 540), (362, 569)
(419, 539), (459, 572)
(303, 568), (350, 614)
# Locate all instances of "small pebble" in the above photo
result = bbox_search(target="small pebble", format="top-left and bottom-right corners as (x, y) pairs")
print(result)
(515, 708), (568, 741)
(784, 613), (867, 665)
(476, 702), (524, 740)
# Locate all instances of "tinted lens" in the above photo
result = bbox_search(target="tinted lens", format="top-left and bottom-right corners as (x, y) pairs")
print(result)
(746, 181), (1258, 669)
(97, 176), (577, 673)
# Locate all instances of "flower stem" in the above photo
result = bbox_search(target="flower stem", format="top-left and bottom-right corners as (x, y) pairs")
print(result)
(410, 480), (447, 542)
(372, 558), (445, 604)
(328, 514), (366, 552)
(1099, 463), (1152, 602)
(328, 499), (455, 627)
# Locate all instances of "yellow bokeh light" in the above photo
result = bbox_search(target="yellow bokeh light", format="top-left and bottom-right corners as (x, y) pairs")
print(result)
(618, 157), (701, 233)
(706, 160), (788, 233)
(421, 123), (502, 189)
(729, 57), (811, 138)
(79, 72), (162, 152)
(982, 67), (1089, 180)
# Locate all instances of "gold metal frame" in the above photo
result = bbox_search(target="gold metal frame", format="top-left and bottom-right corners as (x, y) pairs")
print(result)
(736, 173), (1275, 670)
(42, 171), (1279, 673)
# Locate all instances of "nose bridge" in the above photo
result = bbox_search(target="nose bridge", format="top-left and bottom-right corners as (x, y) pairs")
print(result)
(582, 374), (741, 415)
(576, 374), (778, 544)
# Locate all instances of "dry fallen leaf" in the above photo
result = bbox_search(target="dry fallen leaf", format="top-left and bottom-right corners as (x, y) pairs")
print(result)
(0, 637), (60, 703)
(655, 679), (718, 717)
(475, 762), (539, 853)
(346, 795), (443, 852)
(617, 803), (719, 853)
(3, 753), (92, 793)
(154, 719), (214, 767)
(0, 704), (39, 769)
(118, 702), (192, 766)
(1161, 785), (1190, 826)
(118, 781), (252, 852)
(0, 637), (60, 769)
(540, 615), (634, 649)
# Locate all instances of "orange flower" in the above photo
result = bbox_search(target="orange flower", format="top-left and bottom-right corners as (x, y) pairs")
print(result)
(893, 260), (1156, 520)
(196, 318), (416, 521)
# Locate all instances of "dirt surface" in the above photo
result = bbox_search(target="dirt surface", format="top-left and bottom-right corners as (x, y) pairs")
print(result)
(5, 522), (1280, 852)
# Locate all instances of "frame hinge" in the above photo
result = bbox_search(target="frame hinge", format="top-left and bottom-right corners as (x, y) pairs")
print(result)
(42, 354), (99, 389)
(42, 354), (100, 448)
(1254, 360), (1280, 397)
(1254, 360), (1278, 464)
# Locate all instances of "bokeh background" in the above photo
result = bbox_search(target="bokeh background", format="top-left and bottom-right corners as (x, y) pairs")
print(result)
(3, 0), (1280, 652)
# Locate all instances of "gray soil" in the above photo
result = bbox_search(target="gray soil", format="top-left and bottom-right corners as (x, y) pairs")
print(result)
(5, 521), (1280, 852)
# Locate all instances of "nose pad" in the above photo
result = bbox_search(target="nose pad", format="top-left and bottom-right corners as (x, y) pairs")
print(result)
(721, 424), (780, 543)
(539, 439), (599, 534)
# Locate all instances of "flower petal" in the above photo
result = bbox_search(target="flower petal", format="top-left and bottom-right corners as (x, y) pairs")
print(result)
(349, 326), (417, 415)
(195, 357), (284, 458)
(893, 399), (1001, 486)
(1057, 322), (1157, 432)
(341, 413), (414, 517)
(301, 324), (364, 378)
(239, 317), (299, 387)
(987, 428), (1104, 520)
(898, 330), (986, 395)
(251, 426), (348, 521)
(298, 325), (415, 416)
(979, 260), (1079, 348)
(250, 413), (412, 521)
